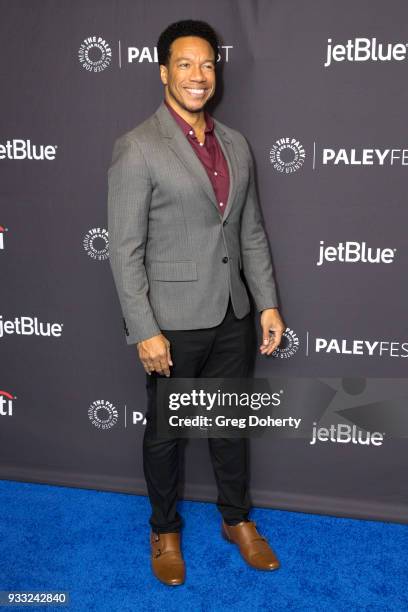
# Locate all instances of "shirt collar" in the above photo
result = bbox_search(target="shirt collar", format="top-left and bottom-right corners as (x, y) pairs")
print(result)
(164, 98), (214, 136)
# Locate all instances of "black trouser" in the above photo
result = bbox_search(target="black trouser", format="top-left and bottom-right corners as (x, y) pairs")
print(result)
(143, 298), (256, 533)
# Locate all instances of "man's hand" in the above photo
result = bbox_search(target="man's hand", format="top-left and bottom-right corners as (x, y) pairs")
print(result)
(259, 308), (286, 355)
(137, 334), (173, 376)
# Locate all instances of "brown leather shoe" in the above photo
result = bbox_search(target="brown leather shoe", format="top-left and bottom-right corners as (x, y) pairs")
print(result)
(150, 531), (185, 586)
(222, 520), (280, 571)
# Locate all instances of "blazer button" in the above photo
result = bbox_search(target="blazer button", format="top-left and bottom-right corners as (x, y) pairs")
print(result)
(222, 256), (229, 263)
(223, 219), (228, 226)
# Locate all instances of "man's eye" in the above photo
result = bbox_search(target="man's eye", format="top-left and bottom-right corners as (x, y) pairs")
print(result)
(179, 63), (189, 68)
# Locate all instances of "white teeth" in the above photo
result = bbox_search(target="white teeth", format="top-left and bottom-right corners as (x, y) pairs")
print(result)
(186, 88), (205, 94)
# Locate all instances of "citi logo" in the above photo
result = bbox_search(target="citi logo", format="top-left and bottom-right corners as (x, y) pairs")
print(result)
(310, 423), (384, 446)
(0, 140), (57, 160)
(0, 316), (63, 339)
(324, 37), (408, 67)
(313, 337), (408, 358)
(317, 241), (396, 266)
(0, 390), (15, 416)
(0, 225), (7, 250)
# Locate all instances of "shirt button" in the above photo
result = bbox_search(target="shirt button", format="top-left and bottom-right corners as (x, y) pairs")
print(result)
(189, 130), (194, 135)
(222, 256), (229, 263)
(199, 142), (204, 146)
(219, 202), (223, 207)
(214, 171), (218, 176)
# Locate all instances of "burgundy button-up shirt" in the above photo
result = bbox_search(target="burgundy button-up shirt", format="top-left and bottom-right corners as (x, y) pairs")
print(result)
(164, 99), (230, 216)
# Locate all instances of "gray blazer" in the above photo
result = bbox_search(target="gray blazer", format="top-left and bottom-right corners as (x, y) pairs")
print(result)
(107, 100), (278, 345)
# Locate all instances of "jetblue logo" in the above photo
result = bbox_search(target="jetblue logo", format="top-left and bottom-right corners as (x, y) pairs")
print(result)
(317, 241), (396, 266)
(0, 140), (57, 160)
(310, 423), (384, 446)
(0, 316), (63, 339)
(325, 37), (408, 67)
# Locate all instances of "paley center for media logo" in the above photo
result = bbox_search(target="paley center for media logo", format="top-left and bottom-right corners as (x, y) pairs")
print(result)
(269, 138), (408, 173)
(272, 328), (300, 359)
(0, 315), (63, 339)
(88, 399), (146, 429)
(0, 390), (16, 416)
(269, 138), (306, 174)
(78, 35), (233, 72)
(316, 241), (397, 266)
(88, 399), (118, 429)
(78, 36), (112, 72)
(324, 37), (408, 68)
(83, 227), (109, 261)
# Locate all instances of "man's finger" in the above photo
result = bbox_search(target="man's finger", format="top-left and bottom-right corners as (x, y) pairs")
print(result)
(151, 353), (170, 376)
(166, 342), (173, 367)
(261, 330), (283, 355)
(158, 355), (170, 377)
(260, 328), (273, 350)
(142, 356), (155, 373)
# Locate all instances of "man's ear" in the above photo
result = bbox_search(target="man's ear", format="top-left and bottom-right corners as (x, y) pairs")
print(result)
(159, 65), (168, 86)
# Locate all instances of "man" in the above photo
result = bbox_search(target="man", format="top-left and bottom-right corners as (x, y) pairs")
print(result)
(107, 20), (286, 586)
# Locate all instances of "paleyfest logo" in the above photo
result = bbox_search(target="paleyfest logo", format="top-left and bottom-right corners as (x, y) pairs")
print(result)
(126, 45), (233, 64)
(88, 400), (118, 429)
(78, 35), (232, 71)
(78, 36), (112, 72)
(313, 336), (408, 358)
(269, 141), (408, 172)
(83, 228), (109, 261)
(272, 328), (300, 359)
(269, 138), (306, 174)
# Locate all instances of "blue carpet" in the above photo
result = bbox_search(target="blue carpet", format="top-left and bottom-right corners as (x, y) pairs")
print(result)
(0, 480), (407, 611)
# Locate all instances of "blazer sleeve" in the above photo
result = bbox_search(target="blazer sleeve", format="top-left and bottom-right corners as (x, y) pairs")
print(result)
(239, 142), (279, 311)
(107, 134), (161, 345)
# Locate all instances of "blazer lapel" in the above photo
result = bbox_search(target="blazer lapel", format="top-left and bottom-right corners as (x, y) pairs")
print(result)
(213, 121), (238, 220)
(155, 101), (238, 219)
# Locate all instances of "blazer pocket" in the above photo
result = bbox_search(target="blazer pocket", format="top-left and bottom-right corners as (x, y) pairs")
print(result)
(148, 260), (198, 281)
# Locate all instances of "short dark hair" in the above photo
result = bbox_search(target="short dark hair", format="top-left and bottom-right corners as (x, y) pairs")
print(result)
(157, 19), (219, 67)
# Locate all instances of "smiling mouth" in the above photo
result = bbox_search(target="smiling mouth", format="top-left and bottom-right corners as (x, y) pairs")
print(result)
(184, 87), (207, 98)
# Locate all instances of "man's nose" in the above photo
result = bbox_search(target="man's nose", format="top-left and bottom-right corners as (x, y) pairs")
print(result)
(190, 66), (206, 80)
